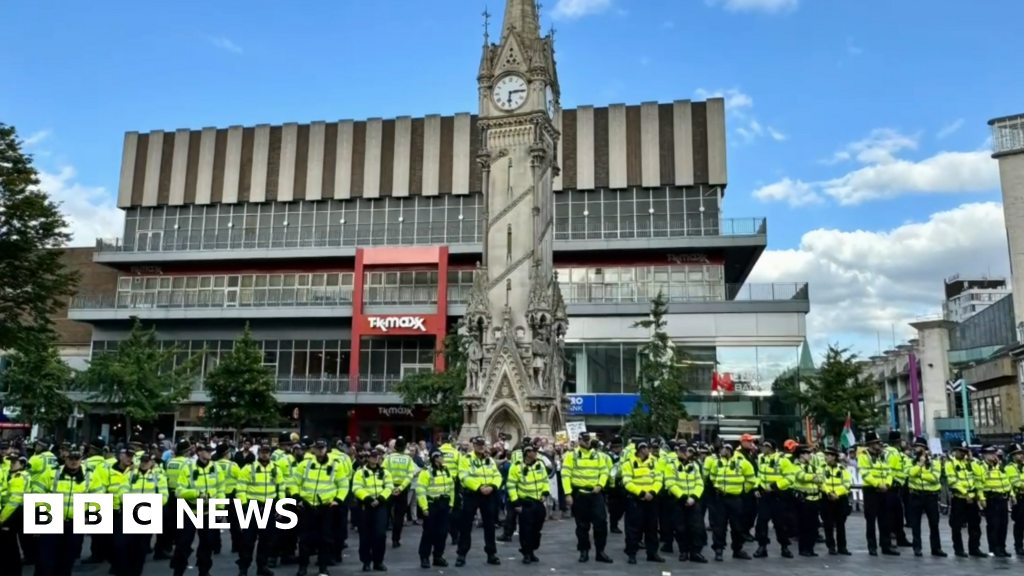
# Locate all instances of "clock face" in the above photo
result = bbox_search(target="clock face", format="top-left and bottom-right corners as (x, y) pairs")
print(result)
(545, 86), (556, 117)
(493, 75), (528, 111)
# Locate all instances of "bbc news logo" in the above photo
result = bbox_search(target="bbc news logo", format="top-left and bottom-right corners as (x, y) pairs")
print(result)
(24, 494), (299, 534)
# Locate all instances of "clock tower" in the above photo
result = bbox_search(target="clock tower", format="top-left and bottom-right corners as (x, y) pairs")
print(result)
(459, 0), (569, 443)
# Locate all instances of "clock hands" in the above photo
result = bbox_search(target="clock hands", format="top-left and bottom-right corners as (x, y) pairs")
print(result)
(505, 89), (525, 108)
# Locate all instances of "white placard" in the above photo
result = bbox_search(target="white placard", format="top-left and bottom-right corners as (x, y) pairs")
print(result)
(565, 421), (588, 441)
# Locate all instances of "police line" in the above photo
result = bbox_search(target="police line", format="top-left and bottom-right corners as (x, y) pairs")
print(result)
(23, 494), (299, 535)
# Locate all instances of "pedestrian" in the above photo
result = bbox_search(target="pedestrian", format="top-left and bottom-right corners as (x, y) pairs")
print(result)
(857, 431), (899, 556)
(354, 448), (394, 572)
(666, 445), (707, 563)
(709, 443), (754, 561)
(416, 450), (455, 568)
(295, 439), (347, 576)
(236, 444), (283, 576)
(171, 443), (224, 576)
(455, 436), (502, 567)
(561, 432), (612, 563)
(907, 436), (946, 558)
(382, 438), (416, 549)
(621, 441), (662, 564)
(507, 444), (549, 564)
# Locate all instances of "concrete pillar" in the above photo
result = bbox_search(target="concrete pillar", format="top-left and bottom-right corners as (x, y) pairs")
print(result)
(909, 319), (956, 440)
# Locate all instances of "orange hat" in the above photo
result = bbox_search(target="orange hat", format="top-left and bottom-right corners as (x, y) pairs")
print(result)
(783, 439), (798, 451)
(740, 434), (756, 442)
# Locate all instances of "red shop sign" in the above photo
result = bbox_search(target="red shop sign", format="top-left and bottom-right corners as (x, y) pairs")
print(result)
(365, 315), (437, 335)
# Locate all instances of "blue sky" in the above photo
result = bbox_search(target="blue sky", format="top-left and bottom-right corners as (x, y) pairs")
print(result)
(3, 0), (1022, 357)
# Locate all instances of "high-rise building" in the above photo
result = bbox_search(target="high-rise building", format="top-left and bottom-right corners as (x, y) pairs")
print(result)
(991, 113), (1024, 330)
(68, 0), (811, 442)
(941, 274), (1010, 323)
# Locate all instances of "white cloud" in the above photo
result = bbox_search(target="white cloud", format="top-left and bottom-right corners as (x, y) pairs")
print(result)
(552, 0), (612, 19)
(846, 37), (863, 56)
(23, 130), (51, 147)
(34, 167), (123, 247)
(694, 88), (753, 115)
(749, 202), (1010, 349)
(752, 178), (821, 206)
(767, 126), (786, 141)
(937, 118), (965, 139)
(706, 0), (798, 13)
(209, 36), (243, 54)
(763, 129), (999, 205)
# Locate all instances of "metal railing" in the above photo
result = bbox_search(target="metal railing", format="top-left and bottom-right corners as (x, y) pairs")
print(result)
(70, 289), (357, 310)
(362, 286), (438, 306)
(561, 282), (809, 304)
(95, 225), (482, 253)
(357, 375), (402, 394)
(991, 114), (1024, 155)
(553, 217), (766, 241)
(274, 377), (351, 395)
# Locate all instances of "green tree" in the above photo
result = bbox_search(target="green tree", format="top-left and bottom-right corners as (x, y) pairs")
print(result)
(0, 123), (80, 353)
(392, 325), (468, 432)
(623, 292), (690, 438)
(78, 319), (202, 432)
(202, 325), (280, 434)
(1, 341), (76, 432)
(773, 344), (881, 442)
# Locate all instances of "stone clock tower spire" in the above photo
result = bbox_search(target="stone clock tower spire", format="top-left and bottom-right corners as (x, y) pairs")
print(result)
(460, 0), (568, 443)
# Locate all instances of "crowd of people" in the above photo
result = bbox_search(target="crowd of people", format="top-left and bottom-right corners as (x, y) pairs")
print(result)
(0, 427), (1022, 576)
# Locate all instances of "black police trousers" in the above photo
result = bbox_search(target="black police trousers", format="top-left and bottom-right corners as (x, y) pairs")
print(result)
(172, 520), (217, 575)
(238, 515), (277, 571)
(673, 498), (706, 554)
(299, 504), (335, 573)
(458, 491), (498, 557)
(710, 493), (745, 552)
(755, 490), (791, 548)
(948, 496), (982, 554)
(909, 491), (942, 554)
(820, 495), (849, 552)
(359, 503), (388, 565)
(419, 499), (451, 559)
(36, 522), (83, 576)
(624, 498), (658, 557)
(517, 499), (546, 554)
(571, 491), (608, 552)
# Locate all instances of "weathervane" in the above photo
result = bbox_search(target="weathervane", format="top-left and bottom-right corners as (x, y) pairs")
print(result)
(483, 8), (491, 44)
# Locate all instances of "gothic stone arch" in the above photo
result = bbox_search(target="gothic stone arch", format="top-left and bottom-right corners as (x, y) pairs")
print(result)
(483, 401), (526, 445)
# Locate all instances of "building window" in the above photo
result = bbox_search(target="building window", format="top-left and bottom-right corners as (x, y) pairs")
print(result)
(111, 272), (355, 309)
(554, 187), (723, 241)
(555, 264), (726, 303)
(363, 270), (439, 305)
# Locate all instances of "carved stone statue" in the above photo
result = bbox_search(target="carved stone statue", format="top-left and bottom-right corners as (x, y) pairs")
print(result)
(466, 338), (484, 393)
(531, 332), (550, 390)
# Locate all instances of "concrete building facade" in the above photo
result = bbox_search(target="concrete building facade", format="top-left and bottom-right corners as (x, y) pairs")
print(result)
(67, 0), (810, 441)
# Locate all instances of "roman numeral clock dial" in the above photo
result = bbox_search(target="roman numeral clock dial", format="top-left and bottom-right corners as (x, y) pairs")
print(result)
(492, 74), (528, 111)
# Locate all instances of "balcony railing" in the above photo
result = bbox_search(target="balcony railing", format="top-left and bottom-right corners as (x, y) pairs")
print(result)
(991, 113), (1024, 156)
(561, 282), (809, 304)
(95, 226), (482, 254)
(363, 286), (438, 306)
(553, 217), (766, 241)
(358, 375), (402, 394)
(274, 377), (351, 395)
(70, 288), (356, 311)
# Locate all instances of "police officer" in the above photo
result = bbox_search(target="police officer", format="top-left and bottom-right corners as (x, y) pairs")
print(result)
(622, 441), (662, 564)
(36, 448), (100, 576)
(562, 432), (612, 563)
(156, 440), (191, 561)
(124, 452), (168, 576)
(354, 448), (394, 571)
(753, 440), (793, 558)
(236, 443), (282, 576)
(28, 438), (57, 481)
(214, 443), (243, 555)
(792, 446), (822, 557)
(271, 441), (305, 567)
(819, 447), (851, 555)
(383, 437), (416, 548)
(499, 436), (530, 542)
(884, 432), (912, 548)
(979, 444), (1013, 556)
(657, 439), (680, 553)
(416, 450), (455, 568)
(455, 436), (502, 567)
(330, 439), (353, 563)
(858, 431), (898, 556)
(105, 448), (136, 576)
(507, 444), (549, 564)
(906, 436), (946, 557)
(296, 439), (347, 576)
(172, 442), (224, 576)
(709, 443), (754, 561)
(80, 437), (109, 565)
(667, 444), (707, 562)
(437, 435), (462, 545)
(0, 454), (30, 576)
(1008, 443), (1024, 554)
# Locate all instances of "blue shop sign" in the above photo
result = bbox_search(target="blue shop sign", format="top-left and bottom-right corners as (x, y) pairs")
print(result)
(567, 394), (640, 417)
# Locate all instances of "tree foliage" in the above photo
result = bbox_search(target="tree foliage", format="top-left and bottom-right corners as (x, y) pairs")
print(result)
(0, 123), (80, 353)
(623, 292), (690, 438)
(1, 340), (76, 431)
(78, 319), (201, 431)
(202, 325), (280, 432)
(773, 344), (881, 441)
(392, 325), (468, 432)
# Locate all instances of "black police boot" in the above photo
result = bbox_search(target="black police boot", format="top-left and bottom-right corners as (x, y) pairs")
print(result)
(733, 550), (751, 560)
(578, 551), (589, 562)
(433, 557), (448, 567)
(689, 552), (708, 563)
(486, 554), (501, 565)
(595, 551), (613, 563)
(529, 553), (540, 563)
(420, 558), (430, 569)
(522, 554), (532, 564)
(627, 555), (637, 564)
(780, 547), (794, 558)
(361, 563), (371, 572)
(373, 562), (387, 571)
(454, 556), (466, 567)
(256, 567), (274, 576)
(714, 549), (724, 562)
(753, 546), (767, 558)
(646, 553), (666, 563)
(497, 534), (513, 542)
(678, 552), (689, 562)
